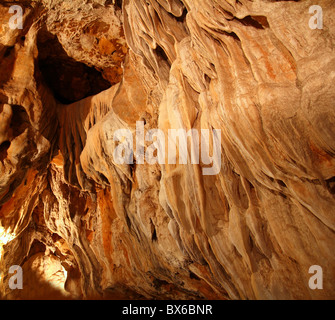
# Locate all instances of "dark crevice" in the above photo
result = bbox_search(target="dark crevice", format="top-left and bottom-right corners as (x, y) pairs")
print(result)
(189, 271), (200, 280)
(0, 141), (11, 161)
(150, 218), (158, 242)
(98, 172), (109, 185)
(28, 240), (47, 257)
(151, 227), (157, 242)
(236, 15), (269, 29)
(223, 31), (240, 41)
(154, 44), (171, 66)
(129, 162), (135, 178)
(280, 192), (287, 199)
(276, 179), (287, 188)
(11, 105), (30, 137)
(326, 177), (335, 195)
(105, 0), (122, 10)
(37, 30), (111, 105)
(249, 234), (254, 250)
(204, 74), (211, 85)
(115, 0), (122, 10)
(153, 278), (169, 290)
(125, 214), (132, 231)
(176, 8), (188, 23)
(3, 46), (14, 58)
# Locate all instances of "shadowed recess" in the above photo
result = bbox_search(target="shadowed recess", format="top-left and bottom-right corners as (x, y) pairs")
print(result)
(37, 30), (112, 105)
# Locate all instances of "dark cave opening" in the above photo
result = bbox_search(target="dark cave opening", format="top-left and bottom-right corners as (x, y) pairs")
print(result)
(37, 30), (111, 105)
(11, 105), (30, 137)
(0, 141), (11, 161)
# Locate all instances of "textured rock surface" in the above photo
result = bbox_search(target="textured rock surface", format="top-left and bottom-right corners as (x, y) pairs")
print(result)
(0, 0), (335, 299)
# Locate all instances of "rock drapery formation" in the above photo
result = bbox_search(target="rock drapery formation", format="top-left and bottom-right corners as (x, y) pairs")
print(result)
(0, 0), (334, 300)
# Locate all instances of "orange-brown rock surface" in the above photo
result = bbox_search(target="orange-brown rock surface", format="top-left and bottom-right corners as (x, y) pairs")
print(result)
(0, 0), (334, 300)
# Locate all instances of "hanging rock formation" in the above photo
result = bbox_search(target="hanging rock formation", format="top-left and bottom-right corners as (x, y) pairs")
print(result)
(0, 0), (334, 300)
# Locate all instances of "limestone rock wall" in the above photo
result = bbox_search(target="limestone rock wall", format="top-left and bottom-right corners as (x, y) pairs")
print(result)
(0, 0), (334, 299)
